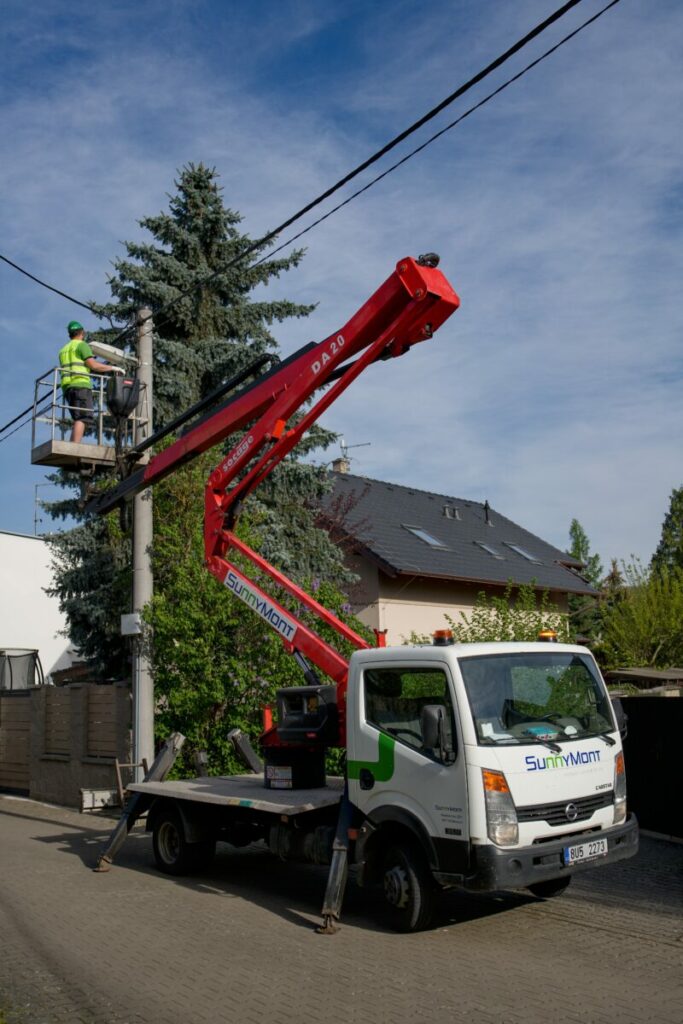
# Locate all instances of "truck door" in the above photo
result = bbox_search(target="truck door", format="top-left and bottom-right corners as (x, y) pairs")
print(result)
(347, 661), (469, 872)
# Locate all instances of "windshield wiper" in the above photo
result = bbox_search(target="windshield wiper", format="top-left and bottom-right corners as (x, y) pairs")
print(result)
(595, 731), (616, 746)
(523, 734), (562, 753)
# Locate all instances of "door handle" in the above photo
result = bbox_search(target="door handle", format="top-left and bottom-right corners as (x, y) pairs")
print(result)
(359, 768), (375, 791)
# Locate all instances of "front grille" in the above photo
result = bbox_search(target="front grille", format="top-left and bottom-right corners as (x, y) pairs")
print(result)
(517, 790), (613, 827)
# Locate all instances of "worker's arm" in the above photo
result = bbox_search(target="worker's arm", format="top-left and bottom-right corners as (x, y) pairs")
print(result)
(84, 357), (123, 375)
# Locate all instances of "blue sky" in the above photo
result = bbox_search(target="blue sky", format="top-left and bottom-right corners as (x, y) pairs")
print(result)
(1, 0), (681, 572)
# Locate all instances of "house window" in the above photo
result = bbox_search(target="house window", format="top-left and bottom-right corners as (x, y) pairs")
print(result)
(474, 541), (504, 559)
(504, 543), (542, 563)
(443, 505), (461, 520)
(403, 525), (449, 549)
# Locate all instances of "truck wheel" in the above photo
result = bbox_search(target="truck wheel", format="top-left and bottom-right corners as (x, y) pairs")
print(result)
(381, 844), (436, 933)
(152, 805), (215, 876)
(528, 876), (571, 899)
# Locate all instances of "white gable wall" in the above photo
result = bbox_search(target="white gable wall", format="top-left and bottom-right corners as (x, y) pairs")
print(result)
(0, 531), (74, 678)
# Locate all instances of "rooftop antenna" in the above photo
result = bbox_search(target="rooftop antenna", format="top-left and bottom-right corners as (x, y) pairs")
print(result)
(333, 436), (371, 473)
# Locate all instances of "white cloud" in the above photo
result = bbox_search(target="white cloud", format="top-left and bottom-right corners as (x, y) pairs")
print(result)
(1, 0), (682, 571)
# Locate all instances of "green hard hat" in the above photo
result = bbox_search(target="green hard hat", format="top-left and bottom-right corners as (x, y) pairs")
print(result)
(67, 320), (84, 335)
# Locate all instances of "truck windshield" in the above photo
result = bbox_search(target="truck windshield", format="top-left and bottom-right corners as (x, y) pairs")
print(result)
(458, 651), (615, 747)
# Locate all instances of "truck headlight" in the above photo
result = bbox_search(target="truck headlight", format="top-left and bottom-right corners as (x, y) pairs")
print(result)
(482, 769), (518, 846)
(613, 751), (627, 824)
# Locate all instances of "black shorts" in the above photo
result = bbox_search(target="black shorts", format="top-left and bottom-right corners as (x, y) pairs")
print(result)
(64, 387), (94, 423)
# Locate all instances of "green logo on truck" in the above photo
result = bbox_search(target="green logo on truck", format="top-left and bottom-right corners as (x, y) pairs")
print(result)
(347, 732), (395, 782)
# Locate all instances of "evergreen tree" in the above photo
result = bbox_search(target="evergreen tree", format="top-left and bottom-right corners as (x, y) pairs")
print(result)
(47, 514), (130, 678)
(48, 164), (351, 690)
(651, 486), (683, 574)
(566, 518), (603, 643)
(568, 519), (603, 586)
(93, 162), (314, 426)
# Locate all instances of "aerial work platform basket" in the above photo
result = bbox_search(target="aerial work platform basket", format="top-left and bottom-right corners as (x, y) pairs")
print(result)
(30, 368), (148, 471)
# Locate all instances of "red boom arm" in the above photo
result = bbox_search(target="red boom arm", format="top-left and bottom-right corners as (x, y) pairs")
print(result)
(95, 257), (460, 744)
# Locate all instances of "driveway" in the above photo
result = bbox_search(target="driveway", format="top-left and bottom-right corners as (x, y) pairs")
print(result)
(0, 794), (681, 1024)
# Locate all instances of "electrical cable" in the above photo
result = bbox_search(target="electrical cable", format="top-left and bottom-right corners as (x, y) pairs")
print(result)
(0, 0), (595, 351)
(0, 411), (38, 443)
(0, 0), (619, 440)
(112, 0), (593, 346)
(255, 0), (623, 266)
(0, 254), (97, 313)
(0, 400), (42, 436)
(0, 394), (54, 444)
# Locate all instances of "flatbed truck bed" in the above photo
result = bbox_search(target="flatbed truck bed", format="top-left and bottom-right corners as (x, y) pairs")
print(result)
(121, 770), (349, 895)
(127, 775), (344, 815)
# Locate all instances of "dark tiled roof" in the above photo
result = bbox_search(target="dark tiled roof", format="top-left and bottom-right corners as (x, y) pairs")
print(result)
(321, 473), (595, 596)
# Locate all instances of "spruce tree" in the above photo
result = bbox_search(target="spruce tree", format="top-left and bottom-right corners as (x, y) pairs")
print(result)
(93, 162), (315, 426)
(651, 486), (683, 574)
(48, 164), (352, 689)
(566, 518), (603, 644)
(568, 519), (603, 586)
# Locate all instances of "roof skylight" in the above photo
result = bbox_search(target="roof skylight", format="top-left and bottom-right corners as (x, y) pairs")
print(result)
(403, 525), (449, 549)
(504, 543), (542, 563)
(474, 541), (504, 559)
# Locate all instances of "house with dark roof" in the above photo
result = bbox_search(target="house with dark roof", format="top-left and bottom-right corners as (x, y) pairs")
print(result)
(320, 470), (594, 644)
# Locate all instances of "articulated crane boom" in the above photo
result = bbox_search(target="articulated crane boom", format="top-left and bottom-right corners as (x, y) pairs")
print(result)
(92, 256), (460, 746)
(93, 261), (639, 935)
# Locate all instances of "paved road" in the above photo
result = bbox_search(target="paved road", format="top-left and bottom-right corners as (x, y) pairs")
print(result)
(0, 794), (681, 1024)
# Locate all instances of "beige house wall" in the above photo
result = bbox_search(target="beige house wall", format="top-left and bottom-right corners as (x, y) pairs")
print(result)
(345, 557), (569, 645)
(343, 552), (381, 631)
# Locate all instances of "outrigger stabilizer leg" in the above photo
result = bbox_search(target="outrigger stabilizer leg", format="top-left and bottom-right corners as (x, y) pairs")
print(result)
(94, 733), (185, 872)
(317, 785), (354, 934)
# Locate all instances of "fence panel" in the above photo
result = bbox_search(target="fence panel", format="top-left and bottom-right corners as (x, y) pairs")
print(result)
(0, 691), (31, 792)
(44, 689), (71, 756)
(87, 687), (119, 759)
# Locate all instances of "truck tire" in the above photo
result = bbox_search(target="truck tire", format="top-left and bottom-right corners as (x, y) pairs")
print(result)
(528, 876), (571, 899)
(152, 804), (215, 876)
(381, 843), (436, 933)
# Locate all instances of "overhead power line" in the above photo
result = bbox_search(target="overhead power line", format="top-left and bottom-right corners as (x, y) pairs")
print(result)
(0, 254), (97, 313)
(124, 0), (593, 346)
(0, 395), (53, 442)
(258, 0), (623, 264)
(2, 0), (589, 342)
(0, 0), (622, 444)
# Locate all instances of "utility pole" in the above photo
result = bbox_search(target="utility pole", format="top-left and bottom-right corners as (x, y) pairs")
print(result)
(132, 308), (154, 778)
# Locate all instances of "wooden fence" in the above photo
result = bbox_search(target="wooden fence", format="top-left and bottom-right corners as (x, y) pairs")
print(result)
(0, 683), (131, 806)
(0, 691), (31, 792)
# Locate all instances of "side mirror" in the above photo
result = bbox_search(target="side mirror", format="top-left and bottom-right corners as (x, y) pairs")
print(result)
(421, 704), (455, 762)
(610, 696), (628, 740)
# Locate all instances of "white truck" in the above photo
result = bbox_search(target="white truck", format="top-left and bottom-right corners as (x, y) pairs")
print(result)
(119, 637), (636, 933)
(94, 257), (637, 931)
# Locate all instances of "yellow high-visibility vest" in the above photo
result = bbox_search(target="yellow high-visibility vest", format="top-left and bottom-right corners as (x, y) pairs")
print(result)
(58, 339), (92, 390)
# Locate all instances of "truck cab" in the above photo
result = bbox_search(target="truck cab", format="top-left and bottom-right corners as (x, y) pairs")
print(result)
(346, 639), (638, 929)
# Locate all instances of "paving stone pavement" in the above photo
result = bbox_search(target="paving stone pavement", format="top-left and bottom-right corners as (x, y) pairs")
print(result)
(0, 794), (681, 1024)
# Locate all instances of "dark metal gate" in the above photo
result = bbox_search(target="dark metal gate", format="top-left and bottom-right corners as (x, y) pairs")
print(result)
(622, 696), (683, 839)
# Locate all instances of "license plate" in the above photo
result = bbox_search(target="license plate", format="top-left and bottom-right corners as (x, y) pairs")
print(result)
(563, 837), (608, 865)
